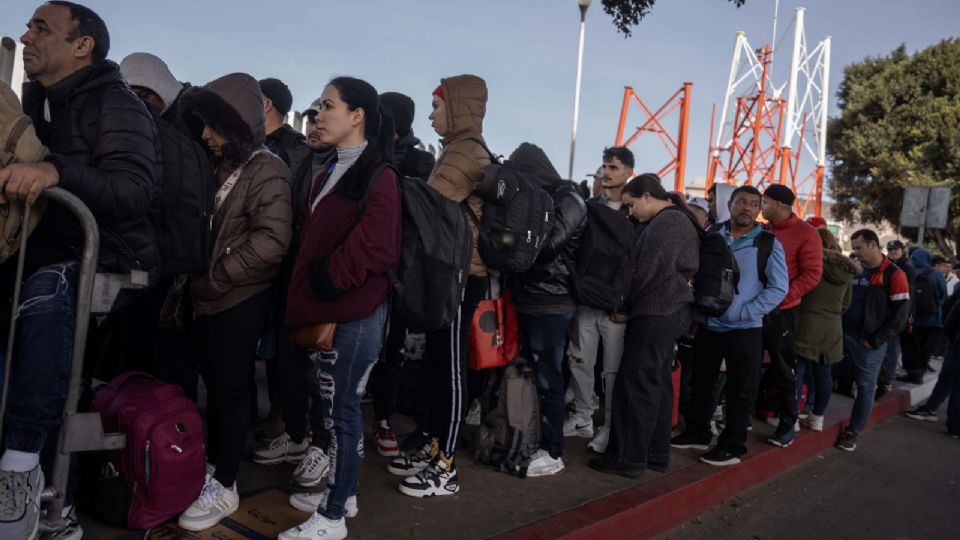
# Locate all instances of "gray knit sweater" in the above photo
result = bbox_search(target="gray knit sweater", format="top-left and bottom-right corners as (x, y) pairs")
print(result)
(629, 207), (700, 317)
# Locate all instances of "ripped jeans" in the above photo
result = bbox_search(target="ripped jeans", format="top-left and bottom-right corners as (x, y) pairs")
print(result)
(310, 299), (388, 520)
(3, 262), (79, 454)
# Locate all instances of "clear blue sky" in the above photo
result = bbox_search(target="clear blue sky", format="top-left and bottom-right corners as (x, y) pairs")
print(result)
(4, 0), (959, 188)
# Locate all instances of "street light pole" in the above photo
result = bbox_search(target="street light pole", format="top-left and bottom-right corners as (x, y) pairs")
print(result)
(568, 0), (591, 181)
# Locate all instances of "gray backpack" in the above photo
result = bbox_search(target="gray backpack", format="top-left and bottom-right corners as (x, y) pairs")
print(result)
(473, 359), (540, 478)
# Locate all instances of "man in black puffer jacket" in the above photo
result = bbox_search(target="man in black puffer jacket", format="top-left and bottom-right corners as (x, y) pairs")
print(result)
(510, 142), (587, 478)
(0, 3), (159, 538)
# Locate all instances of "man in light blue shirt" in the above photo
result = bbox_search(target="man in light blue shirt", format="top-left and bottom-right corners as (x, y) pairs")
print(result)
(671, 185), (788, 466)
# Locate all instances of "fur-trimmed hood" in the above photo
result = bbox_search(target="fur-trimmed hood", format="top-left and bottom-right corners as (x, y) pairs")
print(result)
(823, 248), (860, 286)
(179, 72), (265, 162)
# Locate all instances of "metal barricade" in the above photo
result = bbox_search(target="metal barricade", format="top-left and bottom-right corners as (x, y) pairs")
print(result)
(0, 187), (125, 532)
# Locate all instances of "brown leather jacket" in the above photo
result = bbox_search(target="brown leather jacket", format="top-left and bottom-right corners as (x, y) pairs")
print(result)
(181, 73), (292, 315)
(428, 74), (491, 276)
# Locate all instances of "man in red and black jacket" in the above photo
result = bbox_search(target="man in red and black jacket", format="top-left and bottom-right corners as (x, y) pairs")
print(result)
(760, 185), (823, 447)
(836, 229), (911, 451)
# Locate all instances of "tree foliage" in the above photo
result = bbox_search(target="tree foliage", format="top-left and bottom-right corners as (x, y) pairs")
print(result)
(827, 39), (960, 257)
(601, 0), (745, 37)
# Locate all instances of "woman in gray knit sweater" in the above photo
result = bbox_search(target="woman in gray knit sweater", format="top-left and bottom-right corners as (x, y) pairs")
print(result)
(589, 174), (700, 478)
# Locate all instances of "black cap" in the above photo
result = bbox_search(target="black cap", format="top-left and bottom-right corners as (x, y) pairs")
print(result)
(886, 239), (905, 250)
(259, 78), (293, 116)
(380, 92), (415, 137)
(763, 184), (796, 206)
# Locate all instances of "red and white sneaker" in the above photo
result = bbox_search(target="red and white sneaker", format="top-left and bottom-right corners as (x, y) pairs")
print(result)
(373, 420), (400, 457)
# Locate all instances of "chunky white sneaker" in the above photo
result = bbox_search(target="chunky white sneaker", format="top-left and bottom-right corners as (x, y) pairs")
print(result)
(801, 414), (824, 432)
(563, 414), (594, 438)
(387, 441), (435, 477)
(289, 489), (358, 517)
(398, 455), (459, 498)
(0, 465), (44, 540)
(587, 427), (610, 454)
(373, 420), (400, 457)
(178, 477), (239, 532)
(252, 433), (309, 465)
(279, 511), (347, 540)
(38, 504), (82, 540)
(292, 446), (331, 487)
(526, 449), (565, 477)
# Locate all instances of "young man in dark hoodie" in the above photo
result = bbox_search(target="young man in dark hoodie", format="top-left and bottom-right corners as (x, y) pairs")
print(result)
(510, 143), (587, 476)
(899, 247), (948, 384)
(368, 91), (435, 458)
(880, 239), (916, 389)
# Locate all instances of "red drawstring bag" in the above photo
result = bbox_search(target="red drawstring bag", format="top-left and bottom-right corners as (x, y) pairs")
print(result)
(468, 290), (520, 370)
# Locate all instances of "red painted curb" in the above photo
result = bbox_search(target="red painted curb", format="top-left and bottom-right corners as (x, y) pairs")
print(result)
(495, 390), (911, 540)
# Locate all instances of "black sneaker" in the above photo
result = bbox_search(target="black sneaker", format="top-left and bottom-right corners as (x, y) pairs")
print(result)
(588, 458), (642, 479)
(398, 455), (459, 498)
(904, 407), (938, 422)
(699, 447), (742, 466)
(670, 431), (711, 450)
(400, 430), (430, 454)
(836, 430), (857, 452)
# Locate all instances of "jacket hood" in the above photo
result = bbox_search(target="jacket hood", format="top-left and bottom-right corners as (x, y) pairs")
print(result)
(439, 74), (486, 141)
(119, 52), (184, 114)
(380, 91), (415, 136)
(179, 72), (266, 161)
(822, 249), (860, 285)
(509, 142), (563, 190)
(910, 247), (933, 270)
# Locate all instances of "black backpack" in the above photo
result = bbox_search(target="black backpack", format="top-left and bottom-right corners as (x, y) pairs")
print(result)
(913, 268), (940, 319)
(387, 172), (473, 333)
(80, 95), (215, 278)
(568, 200), (635, 311)
(467, 141), (554, 274)
(660, 209), (738, 317)
(151, 113), (215, 277)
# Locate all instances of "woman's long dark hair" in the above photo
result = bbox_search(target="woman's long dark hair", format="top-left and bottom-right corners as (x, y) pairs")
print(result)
(326, 76), (395, 162)
(624, 173), (669, 200)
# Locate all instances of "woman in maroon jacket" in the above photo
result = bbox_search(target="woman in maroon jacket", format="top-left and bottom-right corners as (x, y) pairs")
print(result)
(280, 77), (400, 540)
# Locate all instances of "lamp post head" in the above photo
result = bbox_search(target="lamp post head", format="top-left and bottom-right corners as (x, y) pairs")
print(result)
(577, 0), (592, 7)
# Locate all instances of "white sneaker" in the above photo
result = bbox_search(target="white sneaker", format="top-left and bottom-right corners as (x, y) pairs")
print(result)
(563, 414), (594, 438)
(178, 477), (239, 532)
(387, 442), (435, 477)
(252, 433), (309, 465)
(373, 420), (400, 457)
(801, 414), (824, 432)
(289, 489), (358, 517)
(587, 427), (610, 454)
(279, 512), (347, 540)
(292, 447), (331, 487)
(526, 449), (565, 477)
(464, 399), (482, 427)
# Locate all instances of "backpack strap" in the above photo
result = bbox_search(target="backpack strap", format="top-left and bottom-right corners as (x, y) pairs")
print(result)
(467, 136), (501, 163)
(754, 230), (776, 288)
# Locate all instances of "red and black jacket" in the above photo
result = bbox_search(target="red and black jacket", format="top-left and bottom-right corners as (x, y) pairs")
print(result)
(849, 257), (911, 348)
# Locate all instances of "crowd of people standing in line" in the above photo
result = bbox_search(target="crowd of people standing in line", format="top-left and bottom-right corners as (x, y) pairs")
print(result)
(0, 3), (958, 540)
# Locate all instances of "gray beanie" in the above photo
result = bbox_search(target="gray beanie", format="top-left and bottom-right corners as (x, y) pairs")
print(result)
(119, 52), (184, 114)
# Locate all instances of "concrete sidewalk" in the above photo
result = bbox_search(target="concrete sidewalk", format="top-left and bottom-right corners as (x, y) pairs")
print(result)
(657, 415), (960, 540)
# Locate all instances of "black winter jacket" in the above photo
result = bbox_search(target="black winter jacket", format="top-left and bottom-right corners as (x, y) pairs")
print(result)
(843, 257), (912, 348)
(21, 61), (161, 276)
(509, 143), (586, 311)
(265, 124), (307, 167)
(393, 132), (435, 180)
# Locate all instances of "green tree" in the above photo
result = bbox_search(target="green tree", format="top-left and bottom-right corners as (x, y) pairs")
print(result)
(601, 0), (745, 37)
(828, 39), (960, 258)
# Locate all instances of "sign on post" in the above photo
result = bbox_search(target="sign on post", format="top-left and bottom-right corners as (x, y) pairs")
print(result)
(900, 186), (952, 244)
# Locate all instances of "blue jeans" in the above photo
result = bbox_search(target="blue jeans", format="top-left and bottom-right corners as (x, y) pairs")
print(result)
(883, 334), (901, 381)
(795, 357), (833, 416)
(519, 312), (573, 459)
(3, 262), (79, 454)
(926, 344), (958, 412)
(843, 333), (888, 436)
(313, 300), (388, 520)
